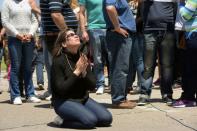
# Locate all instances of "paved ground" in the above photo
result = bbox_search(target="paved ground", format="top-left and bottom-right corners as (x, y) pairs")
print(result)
(0, 70), (197, 131)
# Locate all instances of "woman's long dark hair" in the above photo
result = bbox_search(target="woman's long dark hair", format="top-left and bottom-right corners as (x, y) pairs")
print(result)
(53, 28), (74, 57)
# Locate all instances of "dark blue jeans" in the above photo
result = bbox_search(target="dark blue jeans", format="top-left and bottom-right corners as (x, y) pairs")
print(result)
(128, 33), (144, 88)
(181, 32), (197, 101)
(140, 31), (175, 97)
(53, 98), (112, 129)
(106, 30), (134, 104)
(8, 36), (35, 100)
(88, 29), (109, 89)
(32, 49), (44, 85)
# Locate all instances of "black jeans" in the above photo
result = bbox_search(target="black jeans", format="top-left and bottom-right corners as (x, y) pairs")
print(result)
(141, 30), (175, 96)
(181, 32), (197, 101)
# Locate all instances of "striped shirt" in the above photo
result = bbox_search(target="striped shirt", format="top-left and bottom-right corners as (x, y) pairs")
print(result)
(40, 0), (78, 34)
(180, 0), (197, 32)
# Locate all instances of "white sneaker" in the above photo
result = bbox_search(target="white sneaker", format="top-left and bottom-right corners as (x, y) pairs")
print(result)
(96, 87), (104, 95)
(27, 96), (41, 103)
(53, 115), (63, 126)
(45, 95), (52, 101)
(39, 91), (51, 101)
(13, 97), (22, 105)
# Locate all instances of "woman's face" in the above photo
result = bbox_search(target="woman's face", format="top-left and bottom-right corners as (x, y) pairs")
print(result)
(63, 30), (80, 49)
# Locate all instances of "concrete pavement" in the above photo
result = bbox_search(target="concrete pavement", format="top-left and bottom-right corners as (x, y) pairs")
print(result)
(0, 70), (197, 131)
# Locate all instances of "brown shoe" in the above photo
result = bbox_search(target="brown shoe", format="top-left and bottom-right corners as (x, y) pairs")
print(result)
(113, 100), (136, 109)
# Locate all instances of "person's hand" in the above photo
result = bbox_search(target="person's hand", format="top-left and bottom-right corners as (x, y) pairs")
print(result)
(81, 30), (89, 42)
(114, 27), (129, 38)
(16, 34), (26, 42)
(73, 53), (89, 76)
(24, 34), (32, 42)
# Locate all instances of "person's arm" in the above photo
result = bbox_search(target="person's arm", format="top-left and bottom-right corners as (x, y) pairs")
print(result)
(29, 0), (41, 15)
(106, 5), (128, 37)
(26, 12), (39, 41)
(49, 0), (67, 30)
(0, 28), (6, 42)
(1, 1), (19, 37)
(179, 0), (197, 21)
(51, 13), (67, 30)
(79, 5), (89, 42)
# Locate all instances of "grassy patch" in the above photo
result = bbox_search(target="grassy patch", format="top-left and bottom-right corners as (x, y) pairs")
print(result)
(1, 58), (7, 71)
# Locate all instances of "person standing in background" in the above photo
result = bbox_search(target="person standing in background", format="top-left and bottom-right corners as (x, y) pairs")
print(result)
(172, 0), (197, 108)
(137, 0), (176, 106)
(79, 0), (109, 94)
(103, 0), (137, 108)
(1, 0), (41, 104)
(39, 0), (78, 100)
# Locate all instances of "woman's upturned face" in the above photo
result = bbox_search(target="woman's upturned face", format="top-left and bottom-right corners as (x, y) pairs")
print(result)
(64, 30), (80, 48)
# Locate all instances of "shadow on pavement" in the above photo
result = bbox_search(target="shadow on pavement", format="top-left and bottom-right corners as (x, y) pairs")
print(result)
(34, 103), (52, 108)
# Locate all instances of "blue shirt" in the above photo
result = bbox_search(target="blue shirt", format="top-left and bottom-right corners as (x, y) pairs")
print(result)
(103, 0), (136, 32)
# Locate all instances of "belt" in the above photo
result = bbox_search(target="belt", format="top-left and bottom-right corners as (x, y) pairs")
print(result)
(44, 32), (59, 36)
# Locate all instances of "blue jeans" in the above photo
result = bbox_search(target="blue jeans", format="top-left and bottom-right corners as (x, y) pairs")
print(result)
(43, 36), (57, 94)
(106, 30), (134, 104)
(32, 49), (44, 85)
(128, 34), (144, 88)
(88, 29), (108, 88)
(53, 98), (112, 129)
(0, 46), (3, 63)
(181, 32), (197, 101)
(8, 36), (35, 100)
(140, 31), (175, 96)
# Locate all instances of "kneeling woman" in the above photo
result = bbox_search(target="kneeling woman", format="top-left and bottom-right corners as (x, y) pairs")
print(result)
(51, 29), (112, 129)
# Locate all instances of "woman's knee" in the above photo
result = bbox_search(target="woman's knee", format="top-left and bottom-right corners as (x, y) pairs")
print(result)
(82, 114), (98, 128)
(97, 111), (112, 126)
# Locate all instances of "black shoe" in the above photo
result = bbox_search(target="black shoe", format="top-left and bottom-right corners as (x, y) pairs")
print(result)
(137, 97), (149, 106)
(38, 84), (44, 90)
(162, 95), (173, 106)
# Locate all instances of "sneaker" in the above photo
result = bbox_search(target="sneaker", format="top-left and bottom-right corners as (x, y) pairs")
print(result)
(38, 84), (44, 90)
(113, 100), (136, 109)
(162, 95), (173, 106)
(53, 115), (63, 126)
(96, 87), (104, 95)
(137, 95), (150, 106)
(45, 95), (52, 101)
(172, 99), (197, 108)
(27, 96), (41, 103)
(39, 91), (51, 101)
(13, 97), (22, 105)
(153, 78), (160, 87)
(130, 86), (141, 94)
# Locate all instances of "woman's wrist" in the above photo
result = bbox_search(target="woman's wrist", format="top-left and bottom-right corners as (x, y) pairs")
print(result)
(73, 69), (81, 76)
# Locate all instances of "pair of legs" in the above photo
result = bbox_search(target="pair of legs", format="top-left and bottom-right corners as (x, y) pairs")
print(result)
(88, 29), (109, 94)
(32, 49), (44, 87)
(181, 32), (197, 101)
(53, 98), (112, 129)
(139, 30), (175, 102)
(128, 33), (144, 92)
(8, 37), (35, 101)
(41, 36), (57, 99)
(106, 30), (135, 105)
(172, 32), (197, 107)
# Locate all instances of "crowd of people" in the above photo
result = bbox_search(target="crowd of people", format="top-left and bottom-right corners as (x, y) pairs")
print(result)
(0, 0), (196, 129)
